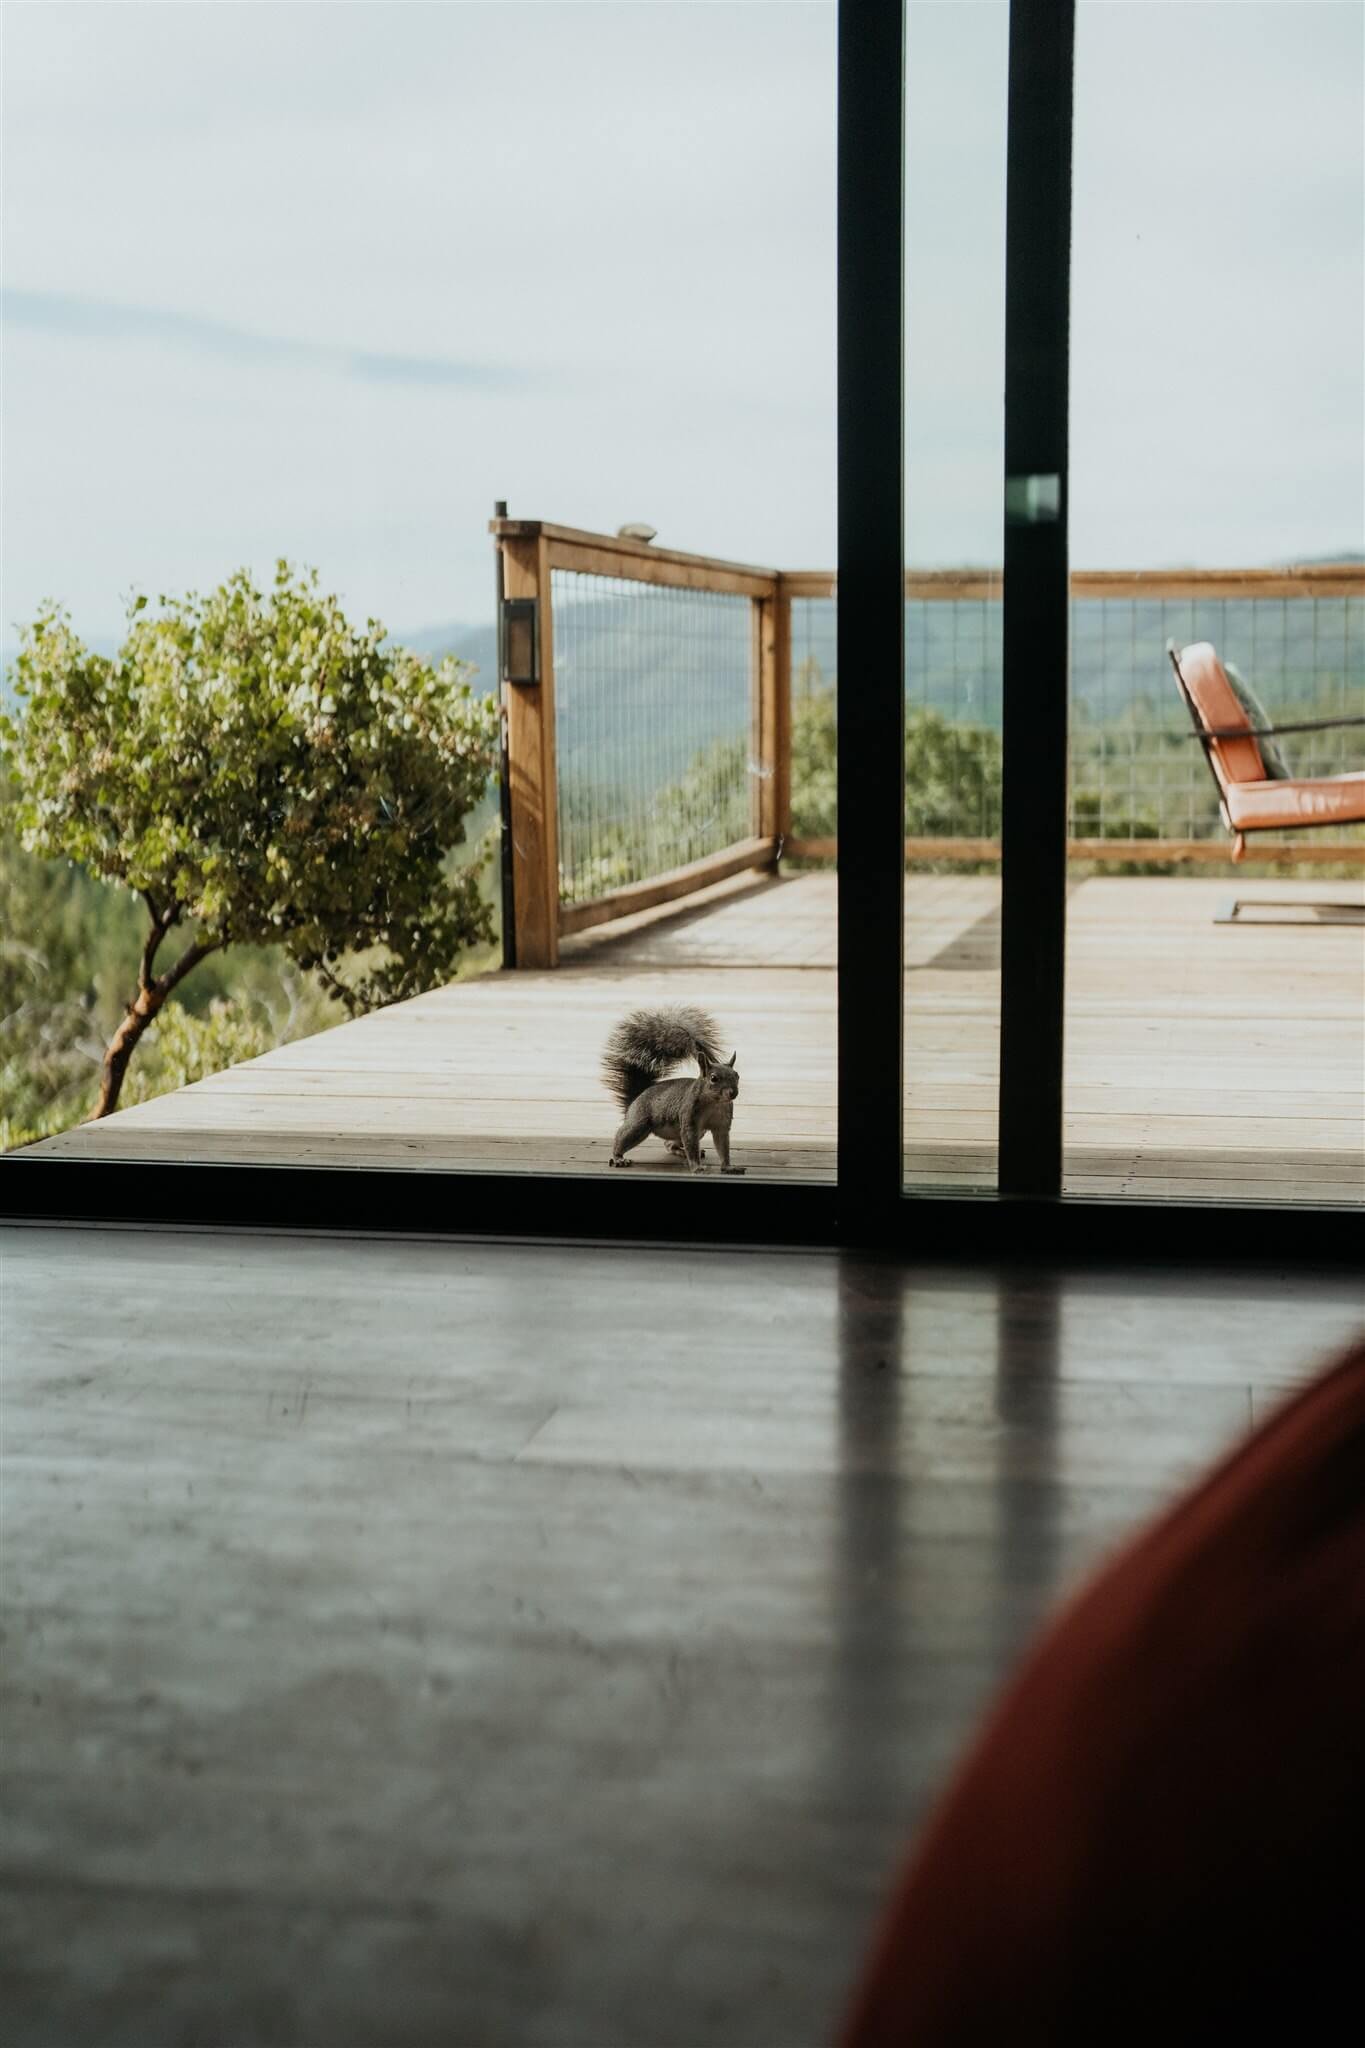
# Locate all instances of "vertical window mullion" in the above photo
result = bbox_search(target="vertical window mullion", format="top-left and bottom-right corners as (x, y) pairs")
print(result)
(837, 0), (906, 1237)
(998, 0), (1076, 1200)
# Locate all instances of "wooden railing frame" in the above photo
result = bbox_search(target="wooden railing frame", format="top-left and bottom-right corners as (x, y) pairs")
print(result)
(490, 521), (1365, 963)
(773, 565), (1365, 601)
(491, 518), (791, 967)
(788, 836), (1364, 866)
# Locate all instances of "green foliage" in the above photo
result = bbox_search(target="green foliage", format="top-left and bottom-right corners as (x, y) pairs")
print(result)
(120, 997), (276, 1107)
(1, 824), (139, 1145)
(559, 680), (1010, 900)
(1067, 787), (1176, 875)
(904, 708), (1002, 839)
(2, 563), (499, 1128)
(559, 736), (751, 902)
(0, 980), (302, 1152)
(3, 563), (499, 1014)
(790, 691), (837, 840)
(651, 737), (750, 862)
(787, 685), (1003, 844)
(0, 808), (350, 1147)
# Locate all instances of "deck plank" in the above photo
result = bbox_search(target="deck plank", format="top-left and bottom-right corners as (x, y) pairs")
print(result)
(22, 873), (1364, 1204)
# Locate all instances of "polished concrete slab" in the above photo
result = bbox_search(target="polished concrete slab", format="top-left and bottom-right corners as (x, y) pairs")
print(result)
(2, 1226), (1361, 2046)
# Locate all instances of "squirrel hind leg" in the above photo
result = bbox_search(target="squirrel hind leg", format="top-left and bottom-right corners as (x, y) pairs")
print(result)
(610, 1102), (654, 1166)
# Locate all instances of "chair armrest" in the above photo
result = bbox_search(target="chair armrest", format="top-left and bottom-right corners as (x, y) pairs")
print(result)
(1183, 715), (1365, 741)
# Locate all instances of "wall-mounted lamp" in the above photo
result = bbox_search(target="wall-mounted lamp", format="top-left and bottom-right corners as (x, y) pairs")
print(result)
(500, 597), (539, 687)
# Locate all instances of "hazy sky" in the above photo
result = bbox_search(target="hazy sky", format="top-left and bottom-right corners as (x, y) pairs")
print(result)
(2, 0), (1361, 645)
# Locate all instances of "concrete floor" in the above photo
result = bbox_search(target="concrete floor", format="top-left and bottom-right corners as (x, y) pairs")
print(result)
(2, 1225), (1362, 2047)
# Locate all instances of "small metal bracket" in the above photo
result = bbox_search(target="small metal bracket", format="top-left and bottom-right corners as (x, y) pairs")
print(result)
(500, 597), (539, 688)
(1005, 473), (1061, 525)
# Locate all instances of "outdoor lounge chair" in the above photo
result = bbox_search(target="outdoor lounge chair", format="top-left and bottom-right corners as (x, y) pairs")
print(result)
(1168, 640), (1365, 925)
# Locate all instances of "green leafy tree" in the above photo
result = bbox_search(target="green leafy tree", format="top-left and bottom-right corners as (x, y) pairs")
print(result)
(903, 708), (1002, 839)
(2, 563), (499, 1118)
(790, 688), (838, 840)
(787, 680), (1004, 844)
(649, 737), (750, 871)
(1, 813), (139, 1142)
(120, 998), (277, 1107)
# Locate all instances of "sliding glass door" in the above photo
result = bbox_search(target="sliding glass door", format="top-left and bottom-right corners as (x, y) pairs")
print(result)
(7, 0), (1357, 1257)
(1063, 0), (1365, 1207)
(3, 2), (839, 1210)
(902, 0), (1009, 1195)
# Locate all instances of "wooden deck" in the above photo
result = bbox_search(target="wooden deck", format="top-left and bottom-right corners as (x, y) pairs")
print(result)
(26, 873), (1365, 1204)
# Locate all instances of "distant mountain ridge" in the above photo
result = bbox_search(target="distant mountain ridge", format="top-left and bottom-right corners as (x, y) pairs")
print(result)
(392, 620), (498, 681)
(6, 565), (1361, 766)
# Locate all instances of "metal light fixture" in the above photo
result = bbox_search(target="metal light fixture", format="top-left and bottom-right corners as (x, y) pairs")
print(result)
(500, 597), (539, 687)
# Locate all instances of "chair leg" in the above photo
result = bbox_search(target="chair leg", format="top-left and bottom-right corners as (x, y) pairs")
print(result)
(1215, 897), (1365, 927)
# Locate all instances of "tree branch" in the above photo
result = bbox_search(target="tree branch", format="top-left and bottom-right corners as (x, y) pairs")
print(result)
(90, 928), (226, 1120)
(156, 933), (225, 999)
(138, 893), (173, 991)
(315, 960), (362, 1015)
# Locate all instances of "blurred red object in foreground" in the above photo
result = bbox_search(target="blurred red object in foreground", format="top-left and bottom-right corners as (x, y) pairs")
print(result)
(839, 1337), (1365, 2046)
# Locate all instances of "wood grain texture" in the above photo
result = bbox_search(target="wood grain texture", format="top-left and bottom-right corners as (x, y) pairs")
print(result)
(558, 838), (778, 937)
(784, 836), (1365, 865)
(501, 536), (559, 970)
(754, 565), (1365, 602)
(544, 538), (775, 600)
(491, 516), (779, 585)
(24, 874), (1364, 1205)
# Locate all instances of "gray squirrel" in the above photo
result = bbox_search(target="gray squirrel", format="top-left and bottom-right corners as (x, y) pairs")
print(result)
(602, 1006), (745, 1174)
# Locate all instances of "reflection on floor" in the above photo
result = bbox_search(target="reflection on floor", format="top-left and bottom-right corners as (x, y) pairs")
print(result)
(3, 1225), (1361, 2046)
(23, 870), (1365, 1201)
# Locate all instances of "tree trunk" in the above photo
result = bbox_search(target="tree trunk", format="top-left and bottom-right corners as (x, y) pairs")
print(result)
(90, 986), (165, 1119)
(87, 916), (222, 1121)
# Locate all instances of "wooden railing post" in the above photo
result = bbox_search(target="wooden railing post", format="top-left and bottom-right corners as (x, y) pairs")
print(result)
(754, 582), (791, 848)
(773, 579), (792, 845)
(497, 526), (559, 969)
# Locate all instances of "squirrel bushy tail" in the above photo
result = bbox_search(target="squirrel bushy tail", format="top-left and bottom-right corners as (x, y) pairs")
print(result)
(601, 1005), (722, 1111)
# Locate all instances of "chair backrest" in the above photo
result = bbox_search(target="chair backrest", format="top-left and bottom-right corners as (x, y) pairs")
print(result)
(1169, 641), (1268, 794)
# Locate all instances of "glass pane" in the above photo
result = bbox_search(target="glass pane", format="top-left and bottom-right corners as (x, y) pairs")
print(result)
(903, 0), (1009, 1192)
(2, 2), (837, 1189)
(1066, 0), (1365, 1205)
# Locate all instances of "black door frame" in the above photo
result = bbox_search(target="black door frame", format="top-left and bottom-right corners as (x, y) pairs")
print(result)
(4, 0), (1357, 1264)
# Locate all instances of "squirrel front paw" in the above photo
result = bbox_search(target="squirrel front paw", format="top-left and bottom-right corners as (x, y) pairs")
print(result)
(608, 1155), (631, 1168)
(720, 1165), (747, 1176)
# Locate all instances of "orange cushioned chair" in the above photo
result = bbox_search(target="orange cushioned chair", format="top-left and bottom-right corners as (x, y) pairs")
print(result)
(1170, 639), (1365, 923)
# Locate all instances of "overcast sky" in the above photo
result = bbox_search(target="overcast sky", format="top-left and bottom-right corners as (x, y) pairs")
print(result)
(2, 0), (1361, 646)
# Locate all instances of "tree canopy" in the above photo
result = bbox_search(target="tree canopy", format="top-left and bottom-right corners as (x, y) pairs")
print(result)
(2, 562), (499, 1115)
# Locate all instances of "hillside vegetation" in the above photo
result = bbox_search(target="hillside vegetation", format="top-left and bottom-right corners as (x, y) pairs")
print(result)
(5, 594), (1360, 1150)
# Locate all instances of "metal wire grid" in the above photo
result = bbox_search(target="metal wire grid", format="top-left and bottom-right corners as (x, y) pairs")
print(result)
(789, 591), (1362, 842)
(790, 593), (1007, 839)
(551, 571), (754, 906)
(791, 596), (838, 695)
(1070, 595), (1365, 838)
(905, 595), (1004, 837)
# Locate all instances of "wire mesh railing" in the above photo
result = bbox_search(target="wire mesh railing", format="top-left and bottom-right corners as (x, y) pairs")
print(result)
(786, 581), (1364, 847)
(1071, 592), (1362, 840)
(494, 520), (1363, 966)
(551, 570), (755, 908)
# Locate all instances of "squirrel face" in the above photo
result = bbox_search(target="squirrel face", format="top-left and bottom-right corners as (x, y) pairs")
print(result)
(700, 1052), (739, 1104)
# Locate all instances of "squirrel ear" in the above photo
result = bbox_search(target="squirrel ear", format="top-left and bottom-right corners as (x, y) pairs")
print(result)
(696, 1046), (712, 1074)
(728, 1051), (737, 1068)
